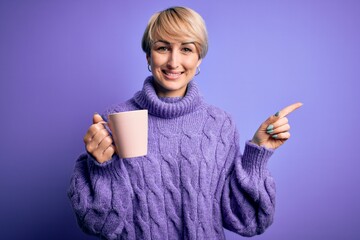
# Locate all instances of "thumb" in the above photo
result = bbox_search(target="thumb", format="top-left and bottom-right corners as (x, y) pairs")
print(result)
(93, 113), (104, 124)
(262, 112), (280, 127)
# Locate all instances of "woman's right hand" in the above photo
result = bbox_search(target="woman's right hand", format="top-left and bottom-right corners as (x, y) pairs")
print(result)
(83, 113), (116, 164)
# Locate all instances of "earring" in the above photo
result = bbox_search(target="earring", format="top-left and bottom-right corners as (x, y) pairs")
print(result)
(147, 64), (152, 72)
(195, 67), (200, 76)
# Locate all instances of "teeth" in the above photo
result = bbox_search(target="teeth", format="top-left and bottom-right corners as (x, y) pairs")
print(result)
(167, 72), (180, 76)
(164, 70), (181, 76)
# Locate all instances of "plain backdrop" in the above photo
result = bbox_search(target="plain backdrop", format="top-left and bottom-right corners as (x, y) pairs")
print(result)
(1, 0), (359, 239)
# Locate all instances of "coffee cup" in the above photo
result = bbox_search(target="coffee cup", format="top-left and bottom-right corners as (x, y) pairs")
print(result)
(107, 109), (148, 158)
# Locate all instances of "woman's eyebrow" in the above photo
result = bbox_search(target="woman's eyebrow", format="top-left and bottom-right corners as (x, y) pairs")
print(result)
(181, 42), (195, 45)
(153, 40), (195, 45)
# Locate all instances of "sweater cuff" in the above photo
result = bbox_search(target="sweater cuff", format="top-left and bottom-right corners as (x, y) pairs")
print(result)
(242, 140), (274, 178)
(87, 152), (121, 179)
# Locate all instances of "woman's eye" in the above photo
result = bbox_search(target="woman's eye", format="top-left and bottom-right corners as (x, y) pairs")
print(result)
(157, 46), (168, 52)
(182, 47), (193, 53)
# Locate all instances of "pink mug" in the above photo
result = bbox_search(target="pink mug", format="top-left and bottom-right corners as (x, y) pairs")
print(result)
(107, 110), (148, 158)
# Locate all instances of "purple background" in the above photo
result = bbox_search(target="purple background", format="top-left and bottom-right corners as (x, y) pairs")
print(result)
(1, 0), (359, 239)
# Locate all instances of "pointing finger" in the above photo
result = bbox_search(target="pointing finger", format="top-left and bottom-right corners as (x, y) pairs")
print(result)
(260, 102), (303, 129)
(277, 102), (303, 118)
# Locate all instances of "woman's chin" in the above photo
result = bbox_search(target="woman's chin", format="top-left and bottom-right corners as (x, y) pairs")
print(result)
(157, 82), (187, 97)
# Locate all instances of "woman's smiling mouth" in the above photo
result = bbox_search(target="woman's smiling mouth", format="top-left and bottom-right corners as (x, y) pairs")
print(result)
(162, 70), (183, 79)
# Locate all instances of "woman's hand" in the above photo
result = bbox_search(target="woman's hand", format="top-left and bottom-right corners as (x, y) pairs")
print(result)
(83, 113), (116, 164)
(251, 102), (303, 149)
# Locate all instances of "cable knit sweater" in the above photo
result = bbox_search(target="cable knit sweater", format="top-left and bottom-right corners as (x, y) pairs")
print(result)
(68, 76), (276, 240)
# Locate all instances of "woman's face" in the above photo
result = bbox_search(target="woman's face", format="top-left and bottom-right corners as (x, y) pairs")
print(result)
(147, 38), (202, 97)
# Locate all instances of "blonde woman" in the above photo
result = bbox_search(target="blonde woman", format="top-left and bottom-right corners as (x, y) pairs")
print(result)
(68, 6), (302, 240)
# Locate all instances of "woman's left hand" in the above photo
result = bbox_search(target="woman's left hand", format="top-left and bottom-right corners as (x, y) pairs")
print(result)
(251, 102), (303, 149)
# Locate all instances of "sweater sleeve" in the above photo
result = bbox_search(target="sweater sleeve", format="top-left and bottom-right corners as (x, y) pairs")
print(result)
(220, 118), (275, 237)
(67, 152), (133, 239)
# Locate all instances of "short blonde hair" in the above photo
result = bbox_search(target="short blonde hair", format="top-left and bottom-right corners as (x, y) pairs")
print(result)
(141, 6), (208, 59)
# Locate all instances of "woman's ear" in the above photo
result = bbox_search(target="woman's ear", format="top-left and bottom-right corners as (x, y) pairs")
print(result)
(197, 58), (202, 67)
(146, 54), (151, 65)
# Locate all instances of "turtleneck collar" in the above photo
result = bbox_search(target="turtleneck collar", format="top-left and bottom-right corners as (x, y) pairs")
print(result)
(133, 76), (204, 119)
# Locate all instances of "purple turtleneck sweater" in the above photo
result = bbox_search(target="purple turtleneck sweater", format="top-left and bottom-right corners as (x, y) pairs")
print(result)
(68, 76), (276, 240)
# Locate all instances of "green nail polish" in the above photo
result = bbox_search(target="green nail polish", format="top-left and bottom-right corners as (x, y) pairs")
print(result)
(267, 129), (274, 134)
(275, 111), (280, 117)
(266, 124), (274, 131)
(272, 134), (278, 139)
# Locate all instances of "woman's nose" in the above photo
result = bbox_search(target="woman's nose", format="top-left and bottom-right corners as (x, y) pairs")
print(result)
(166, 51), (179, 69)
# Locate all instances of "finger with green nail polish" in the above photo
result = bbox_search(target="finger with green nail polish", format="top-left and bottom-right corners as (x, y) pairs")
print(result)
(266, 124), (274, 131)
(275, 102), (303, 118)
(267, 129), (274, 134)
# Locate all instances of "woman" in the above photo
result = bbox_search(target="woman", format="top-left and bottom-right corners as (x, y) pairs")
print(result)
(68, 6), (302, 240)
